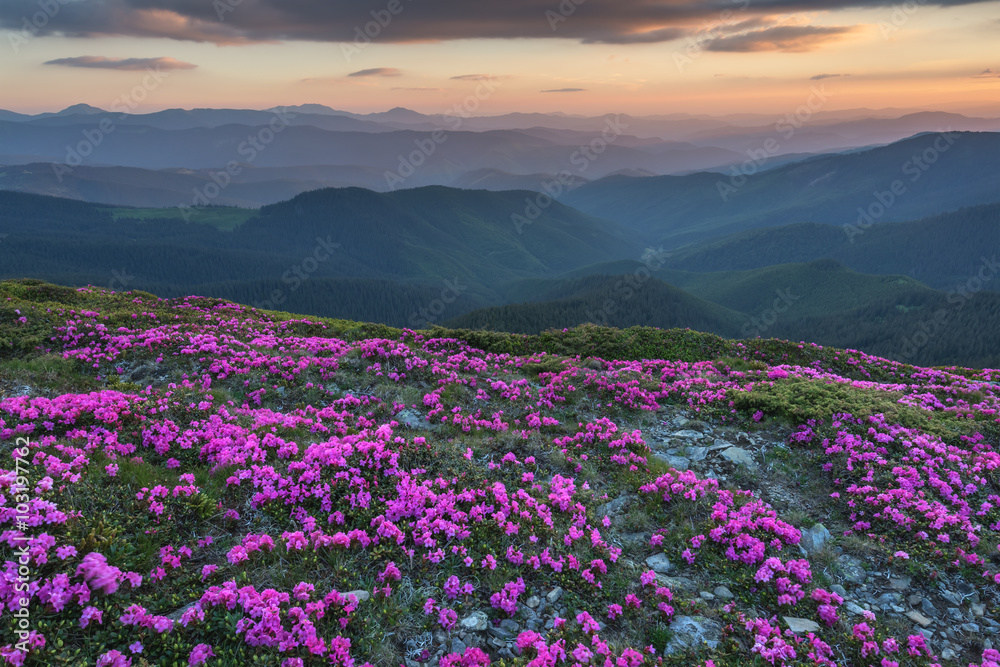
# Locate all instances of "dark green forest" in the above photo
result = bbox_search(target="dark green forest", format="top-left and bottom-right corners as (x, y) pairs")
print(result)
(1, 188), (998, 368)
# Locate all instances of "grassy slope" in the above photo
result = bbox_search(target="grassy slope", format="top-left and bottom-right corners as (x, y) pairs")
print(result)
(2, 279), (1000, 667)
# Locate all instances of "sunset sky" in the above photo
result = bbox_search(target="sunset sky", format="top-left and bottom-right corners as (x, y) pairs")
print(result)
(2, 0), (998, 116)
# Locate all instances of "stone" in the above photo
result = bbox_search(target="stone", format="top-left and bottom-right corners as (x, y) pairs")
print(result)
(488, 626), (513, 641)
(654, 453), (690, 471)
(845, 602), (866, 616)
(711, 439), (733, 450)
(685, 446), (709, 462)
(830, 584), (848, 598)
(500, 619), (520, 634)
(783, 617), (821, 634)
(395, 408), (435, 430)
(906, 611), (933, 627)
(888, 576), (911, 591)
(656, 574), (697, 591)
(699, 591), (715, 601)
(941, 648), (957, 661)
(450, 639), (467, 655)
(526, 596), (541, 609)
(547, 587), (563, 604)
(962, 623), (981, 633)
(346, 590), (371, 603)
(956, 581), (975, 597)
(941, 589), (963, 606)
(908, 594), (924, 606)
(920, 598), (937, 617)
(876, 593), (901, 608)
(596, 495), (633, 516)
(664, 616), (723, 655)
(799, 524), (831, 555)
(434, 631), (448, 645)
(714, 586), (734, 600)
(946, 608), (963, 622)
(165, 602), (200, 621)
(673, 429), (704, 439)
(497, 648), (515, 660)
(721, 447), (755, 467)
(460, 611), (489, 632)
(645, 553), (674, 574)
(973, 603), (986, 617)
(837, 555), (867, 585)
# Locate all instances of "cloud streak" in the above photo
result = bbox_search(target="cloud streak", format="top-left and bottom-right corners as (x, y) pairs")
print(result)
(704, 25), (857, 52)
(0, 0), (992, 47)
(348, 67), (402, 77)
(43, 56), (197, 70)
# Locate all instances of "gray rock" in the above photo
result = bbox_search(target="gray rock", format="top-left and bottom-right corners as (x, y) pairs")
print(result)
(460, 611), (489, 632)
(497, 648), (514, 660)
(664, 616), (723, 655)
(526, 596), (541, 609)
(656, 574), (697, 591)
(956, 581), (975, 597)
(876, 593), (902, 607)
(783, 617), (821, 634)
(941, 648), (957, 661)
(395, 408), (435, 430)
(685, 446), (709, 462)
(711, 439), (733, 450)
(889, 576), (911, 591)
(500, 619), (520, 634)
(547, 587), (563, 604)
(973, 603), (986, 617)
(830, 584), (848, 598)
(906, 611), (933, 627)
(165, 602), (200, 622)
(799, 524), (831, 555)
(941, 589), (963, 606)
(645, 553), (674, 574)
(962, 623), (981, 633)
(845, 602), (866, 616)
(699, 591), (715, 601)
(654, 452), (690, 471)
(837, 555), (867, 585)
(921, 598), (937, 617)
(434, 631), (448, 645)
(450, 639), (467, 655)
(346, 589), (371, 602)
(946, 608), (963, 622)
(596, 495), (632, 516)
(714, 586), (734, 600)
(488, 626), (513, 641)
(673, 430), (704, 439)
(721, 447), (755, 467)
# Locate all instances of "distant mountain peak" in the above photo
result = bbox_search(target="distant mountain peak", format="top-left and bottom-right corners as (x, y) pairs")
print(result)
(56, 103), (106, 116)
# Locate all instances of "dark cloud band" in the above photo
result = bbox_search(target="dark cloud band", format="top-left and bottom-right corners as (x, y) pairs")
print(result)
(0, 0), (991, 46)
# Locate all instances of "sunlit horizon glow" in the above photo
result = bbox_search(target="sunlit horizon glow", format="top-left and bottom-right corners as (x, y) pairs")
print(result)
(1, 1), (997, 117)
